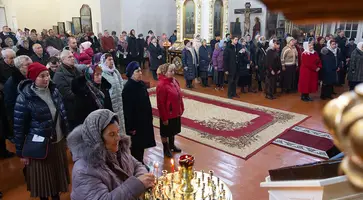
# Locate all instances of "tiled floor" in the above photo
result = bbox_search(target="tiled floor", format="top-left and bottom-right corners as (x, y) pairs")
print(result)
(1, 69), (345, 200)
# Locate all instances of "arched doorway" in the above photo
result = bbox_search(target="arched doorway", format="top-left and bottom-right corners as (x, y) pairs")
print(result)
(80, 4), (92, 33)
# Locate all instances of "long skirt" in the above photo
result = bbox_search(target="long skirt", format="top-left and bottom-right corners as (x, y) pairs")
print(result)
(281, 64), (297, 91)
(160, 117), (181, 138)
(238, 75), (252, 87)
(26, 139), (70, 198)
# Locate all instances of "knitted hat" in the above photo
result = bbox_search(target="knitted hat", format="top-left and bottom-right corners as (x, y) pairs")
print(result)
(27, 62), (48, 81)
(126, 61), (140, 78)
(286, 36), (295, 44)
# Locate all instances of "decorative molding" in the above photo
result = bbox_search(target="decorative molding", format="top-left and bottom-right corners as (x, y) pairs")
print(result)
(176, 0), (202, 41)
(208, 0), (229, 42)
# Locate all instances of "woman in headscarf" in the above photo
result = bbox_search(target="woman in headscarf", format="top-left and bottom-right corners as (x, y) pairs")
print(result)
(127, 29), (139, 64)
(71, 64), (113, 127)
(192, 34), (202, 83)
(347, 42), (363, 91)
(182, 39), (198, 88)
(16, 39), (32, 56)
(298, 40), (322, 101)
(101, 53), (125, 134)
(67, 109), (155, 200)
(255, 36), (267, 91)
(198, 39), (211, 87)
(122, 61), (156, 164)
(156, 63), (184, 158)
(148, 36), (163, 80)
(320, 40), (342, 99)
(280, 36), (299, 93)
(117, 34), (128, 74)
(13, 62), (70, 200)
(212, 42), (226, 90)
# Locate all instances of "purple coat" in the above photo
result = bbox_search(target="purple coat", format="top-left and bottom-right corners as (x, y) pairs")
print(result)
(67, 110), (148, 200)
(213, 48), (224, 72)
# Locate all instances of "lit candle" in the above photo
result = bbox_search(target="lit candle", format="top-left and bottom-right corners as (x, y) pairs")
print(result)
(171, 159), (175, 173)
(178, 166), (181, 171)
(153, 162), (159, 181)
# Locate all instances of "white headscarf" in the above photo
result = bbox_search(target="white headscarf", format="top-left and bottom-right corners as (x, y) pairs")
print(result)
(303, 41), (315, 54)
(357, 42), (363, 52)
(327, 40), (337, 56)
(100, 53), (116, 73)
(80, 41), (92, 53)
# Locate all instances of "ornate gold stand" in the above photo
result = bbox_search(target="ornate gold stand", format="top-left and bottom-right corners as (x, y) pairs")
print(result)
(144, 155), (233, 200)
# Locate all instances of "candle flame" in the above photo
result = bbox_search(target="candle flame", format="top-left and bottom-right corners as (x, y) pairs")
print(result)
(178, 166), (181, 171)
(154, 161), (159, 168)
(171, 159), (174, 165)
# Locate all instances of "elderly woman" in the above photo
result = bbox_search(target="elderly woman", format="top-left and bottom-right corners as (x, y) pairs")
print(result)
(156, 63), (184, 158)
(117, 34), (128, 74)
(199, 39), (211, 87)
(182, 40), (198, 88)
(13, 62), (70, 200)
(101, 53), (125, 134)
(67, 109), (155, 200)
(16, 39), (32, 56)
(72, 64), (113, 127)
(127, 29), (139, 64)
(347, 42), (363, 90)
(298, 41), (322, 101)
(281, 37), (299, 93)
(212, 42), (225, 90)
(122, 61), (156, 164)
(148, 36), (163, 80)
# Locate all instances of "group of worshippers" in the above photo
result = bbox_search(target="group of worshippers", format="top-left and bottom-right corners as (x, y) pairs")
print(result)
(0, 26), (185, 200)
(182, 29), (363, 101)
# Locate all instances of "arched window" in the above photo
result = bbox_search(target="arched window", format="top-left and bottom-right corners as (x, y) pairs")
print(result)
(80, 4), (92, 33)
(184, 0), (195, 39)
(213, 0), (223, 37)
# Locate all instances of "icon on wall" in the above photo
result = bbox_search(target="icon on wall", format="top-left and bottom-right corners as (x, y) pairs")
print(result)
(57, 22), (65, 35)
(72, 17), (82, 34)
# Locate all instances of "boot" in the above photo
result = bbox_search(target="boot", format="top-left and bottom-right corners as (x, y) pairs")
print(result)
(169, 136), (182, 153)
(162, 142), (173, 158)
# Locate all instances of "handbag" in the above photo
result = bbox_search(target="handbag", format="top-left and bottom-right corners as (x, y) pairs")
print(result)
(22, 109), (59, 160)
(208, 63), (214, 77)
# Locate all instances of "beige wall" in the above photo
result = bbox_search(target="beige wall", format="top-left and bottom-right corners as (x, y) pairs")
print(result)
(1, 0), (101, 33)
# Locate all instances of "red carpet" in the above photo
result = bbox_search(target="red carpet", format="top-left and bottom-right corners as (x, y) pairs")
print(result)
(148, 88), (308, 159)
(273, 126), (335, 159)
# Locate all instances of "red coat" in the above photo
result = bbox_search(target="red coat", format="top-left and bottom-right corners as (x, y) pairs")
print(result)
(156, 75), (184, 122)
(298, 52), (322, 94)
(101, 36), (115, 52)
(74, 48), (94, 65)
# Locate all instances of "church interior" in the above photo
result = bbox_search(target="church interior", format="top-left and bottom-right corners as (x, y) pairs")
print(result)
(1, 0), (363, 200)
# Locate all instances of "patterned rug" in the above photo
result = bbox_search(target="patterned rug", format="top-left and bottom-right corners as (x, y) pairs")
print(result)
(148, 88), (308, 159)
(273, 126), (335, 159)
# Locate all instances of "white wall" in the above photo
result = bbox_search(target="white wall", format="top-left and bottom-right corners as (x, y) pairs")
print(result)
(228, 0), (267, 37)
(1, 0), (101, 34)
(121, 0), (177, 37)
(100, 0), (122, 34)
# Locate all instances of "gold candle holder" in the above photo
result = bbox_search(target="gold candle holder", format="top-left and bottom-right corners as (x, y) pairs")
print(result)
(178, 154), (195, 194)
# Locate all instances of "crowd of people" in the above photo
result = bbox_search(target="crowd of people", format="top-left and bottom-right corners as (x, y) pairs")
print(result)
(181, 30), (363, 101)
(0, 26), (183, 200)
(1, 23), (363, 199)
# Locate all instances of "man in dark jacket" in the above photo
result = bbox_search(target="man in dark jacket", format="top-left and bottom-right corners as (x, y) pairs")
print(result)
(0, 48), (16, 158)
(136, 34), (146, 68)
(0, 26), (18, 48)
(210, 33), (221, 54)
(4, 55), (32, 137)
(255, 37), (267, 91)
(169, 30), (177, 45)
(31, 43), (50, 65)
(53, 50), (81, 130)
(335, 30), (348, 86)
(45, 29), (64, 50)
(265, 39), (281, 100)
(224, 36), (241, 99)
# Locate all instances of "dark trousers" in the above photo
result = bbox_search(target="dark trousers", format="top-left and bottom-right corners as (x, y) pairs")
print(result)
(227, 73), (239, 97)
(349, 81), (362, 91)
(151, 70), (158, 80)
(321, 84), (333, 98)
(186, 79), (193, 87)
(217, 71), (224, 87)
(338, 68), (346, 85)
(130, 145), (145, 164)
(265, 75), (277, 96)
(201, 77), (208, 86)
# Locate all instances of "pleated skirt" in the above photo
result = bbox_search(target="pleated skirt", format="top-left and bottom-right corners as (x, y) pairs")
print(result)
(26, 139), (70, 198)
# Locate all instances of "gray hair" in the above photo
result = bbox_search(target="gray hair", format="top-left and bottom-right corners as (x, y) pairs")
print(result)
(60, 50), (72, 60)
(1, 48), (16, 58)
(14, 55), (32, 69)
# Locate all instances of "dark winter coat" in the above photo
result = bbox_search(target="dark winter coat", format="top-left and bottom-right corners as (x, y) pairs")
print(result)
(90, 35), (101, 53)
(127, 35), (139, 58)
(148, 43), (163, 70)
(212, 48), (224, 72)
(169, 34), (177, 44)
(156, 75), (184, 122)
(265, 48), (282, 77)
(346, 43), (357, 59)
(13, 80), (68, 157)
(210, 39), (220, 53)
(246, 40), (255, 64)
(335, 36), (347, 58)
(45, 36), (64, 50)
(182, 48), (198, 81)
(71, 76), (113, 128)
(348, 49), (363, 82)
(0, 60), (16, 86)
(255, 43), (267, 81)
(4, 68), (26, 122)
(16, 46), (33, 57)
(136, 38), (146, 59)
(0, 32), (18, 48)
(53, 64), (81, 122)
(31, 53), (50, 66)
(321, 47), (342, 85)
(314, 44), (325, 59)
(238, 51), (251, 77)
(223, 43), (241, 76)
(198, 45), (211, 72)
(122, 79), (156, 149)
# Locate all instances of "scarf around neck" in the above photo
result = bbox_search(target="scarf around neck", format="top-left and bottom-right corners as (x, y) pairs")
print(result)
(327, 40), (337, 56)
(186, 47), (197, 65)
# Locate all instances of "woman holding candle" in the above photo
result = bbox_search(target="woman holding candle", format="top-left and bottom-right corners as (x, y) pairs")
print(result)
(68, 109), (155, 199)
(156, 63), (185, 158)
